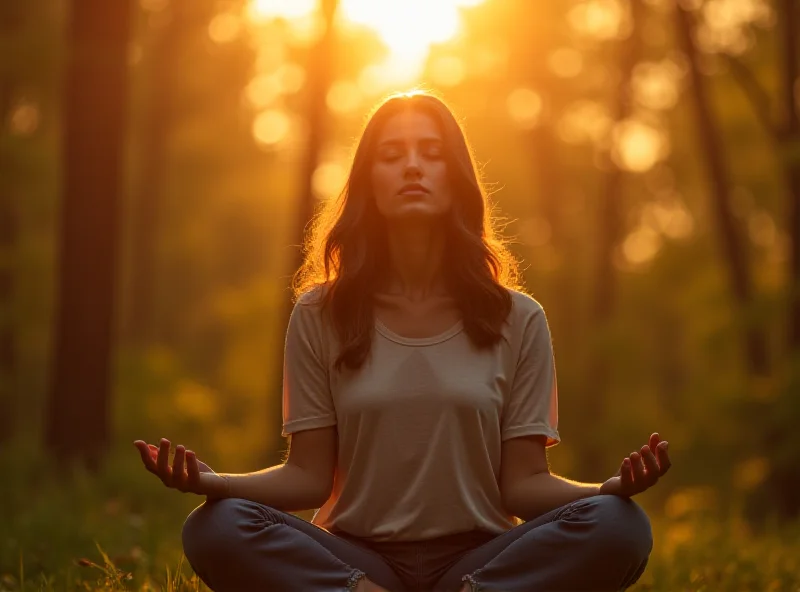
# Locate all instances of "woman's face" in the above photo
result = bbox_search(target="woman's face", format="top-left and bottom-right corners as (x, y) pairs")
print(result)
(371, 110), (452, 221)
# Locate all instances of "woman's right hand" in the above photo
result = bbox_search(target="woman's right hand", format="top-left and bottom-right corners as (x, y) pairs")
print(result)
(134, 438), (229, 499)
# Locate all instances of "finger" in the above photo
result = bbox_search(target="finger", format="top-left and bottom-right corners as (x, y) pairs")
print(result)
(157, 438), (172, 482)
(134, 441), (158, 474)
(620, 457), (634, 490)
(172, 445), (186, 484)
(649, 433), (661, 452)
(187, 450), (200, 483)
(630, 451), (646, 489)
(641, 445), (660, 486)
(657, 441), (672, 475)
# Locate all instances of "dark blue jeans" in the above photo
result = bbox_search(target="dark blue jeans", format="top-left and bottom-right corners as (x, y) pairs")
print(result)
(182, 494), (652, 591)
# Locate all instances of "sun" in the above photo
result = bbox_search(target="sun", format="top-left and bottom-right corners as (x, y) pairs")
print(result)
(248, 0), (486, 86)
(341, 0), (468, 59)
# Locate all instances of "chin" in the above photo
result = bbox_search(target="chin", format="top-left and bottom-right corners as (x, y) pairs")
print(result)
(390, 206), (447, 220)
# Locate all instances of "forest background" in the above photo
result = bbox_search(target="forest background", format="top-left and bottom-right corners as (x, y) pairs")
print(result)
(1, 0), (799, 589)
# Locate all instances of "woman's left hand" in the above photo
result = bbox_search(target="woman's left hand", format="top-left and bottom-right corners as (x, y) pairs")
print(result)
(599, 432), (671, 498)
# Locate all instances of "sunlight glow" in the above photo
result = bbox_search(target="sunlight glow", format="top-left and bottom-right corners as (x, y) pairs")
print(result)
(631, 59), (684, 111)
(429, 55), (467, 87)
(9, 100), (40, 136)
(622, 225), (662, 265)
(698, 0), (774, 55)
(507, 88), (543, 130)
(547, 48), (583, 78)
(247, 0), (487, 89)
(253, 109), (291, 145)
(612, 119), (669, 173)
(249, 0), (317, 20)
(641, 196), (695, 240)
(209, 12), (243, 43)
(312, 161), (349, 199)
(326, 81), (363, 114)
(748, 210), (777, 247)
(568, 0), (629, 41)
(245, 74), (282, 108)
(557, 100), (612, 145)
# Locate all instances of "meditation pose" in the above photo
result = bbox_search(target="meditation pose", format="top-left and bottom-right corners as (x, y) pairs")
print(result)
(135, 91), (671, 592)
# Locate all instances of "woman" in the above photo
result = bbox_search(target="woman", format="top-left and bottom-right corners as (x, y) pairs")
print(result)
(134, 91), (671, 592)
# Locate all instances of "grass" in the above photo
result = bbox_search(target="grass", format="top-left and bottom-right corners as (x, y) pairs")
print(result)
(3, 441), (800, 591)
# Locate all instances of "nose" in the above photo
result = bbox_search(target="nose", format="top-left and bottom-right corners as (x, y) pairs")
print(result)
(403, 150), (422, 177)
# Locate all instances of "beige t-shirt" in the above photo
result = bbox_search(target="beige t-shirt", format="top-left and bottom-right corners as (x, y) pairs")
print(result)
(281, 287), (560, 542)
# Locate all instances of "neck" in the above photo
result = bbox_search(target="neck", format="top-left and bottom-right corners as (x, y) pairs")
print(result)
(382, 220), (447, 301)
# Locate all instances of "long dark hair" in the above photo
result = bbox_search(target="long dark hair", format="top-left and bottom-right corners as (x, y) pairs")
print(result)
(293, 90), (522, 371)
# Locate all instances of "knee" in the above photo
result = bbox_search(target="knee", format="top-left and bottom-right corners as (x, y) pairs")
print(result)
(181, 498), (266, 567)
(585, 495), (653, 563)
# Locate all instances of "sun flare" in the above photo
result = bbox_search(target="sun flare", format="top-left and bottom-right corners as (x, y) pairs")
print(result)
(248, 0), (486, 87)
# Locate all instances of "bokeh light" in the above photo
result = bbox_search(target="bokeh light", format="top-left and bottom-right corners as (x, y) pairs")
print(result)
(567, 0), (629, 41)
(312, 161), (349, 199)
(612, 118), (669, 172)
(9, 100), (40, 136)
(547, 48), (583, 78)
(631, 59), (684, 111)
(326, 81), (363, 114)
(697, 0), (774, 55)
(253, 109), (291, 146)
(208, 12), (243, 43)
(506, 88), (543, 130)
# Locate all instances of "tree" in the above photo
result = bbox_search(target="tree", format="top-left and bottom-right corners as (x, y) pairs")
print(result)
(126, 0), (188, 346)
(265, 0), (340, 463)
(44, 0), (132, 469)
(0, 2), (23, 444)
(717, 0), (800, 520)
(581, 0), (645, 479)
(673, 1), (769, 377)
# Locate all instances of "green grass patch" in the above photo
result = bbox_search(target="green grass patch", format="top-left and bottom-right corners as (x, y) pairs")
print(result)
(3, 439), (799, 591)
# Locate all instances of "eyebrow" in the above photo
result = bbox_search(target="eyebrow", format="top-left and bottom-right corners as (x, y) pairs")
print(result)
(377, 136), (444, 148)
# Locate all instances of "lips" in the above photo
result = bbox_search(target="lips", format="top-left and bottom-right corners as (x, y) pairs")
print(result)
(399, 183), (429, 195)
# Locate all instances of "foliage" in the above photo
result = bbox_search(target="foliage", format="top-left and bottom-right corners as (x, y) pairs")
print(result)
(1, 439), (799, 590)
(2, 0), (799, 587)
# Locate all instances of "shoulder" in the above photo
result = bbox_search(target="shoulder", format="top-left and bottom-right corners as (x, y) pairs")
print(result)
(291, 284), (334, 336)
(505, 287), (547, 324)
(503, 288), (553, 354)
(296, 283), (329, 308)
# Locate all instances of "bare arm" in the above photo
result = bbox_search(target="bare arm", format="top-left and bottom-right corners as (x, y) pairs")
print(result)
(221, 425), (338, 512)
(501, 433), (671, 522)
(135, 425), (337, 513)
(500, 435), (599, 521)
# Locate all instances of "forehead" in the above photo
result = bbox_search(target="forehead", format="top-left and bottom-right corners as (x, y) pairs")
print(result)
(377, 110), (442, 143)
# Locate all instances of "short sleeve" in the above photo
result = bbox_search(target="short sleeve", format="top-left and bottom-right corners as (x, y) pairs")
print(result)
(501, 303), (560, 447)
(281, 296), (337, 437)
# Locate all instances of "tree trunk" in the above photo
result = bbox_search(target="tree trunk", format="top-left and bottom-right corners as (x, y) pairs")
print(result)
(709, 0), (800, 522)
(44, 0), (132, 470)
(782, 0), (800, 353)
(771, 0), (800, 520)
(580, 0), (643, 480)
(125, 1), (185, 346)
(674, 2), (769, 377)
(264, 0), (339, 464)
(0, 2), (22, 445)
